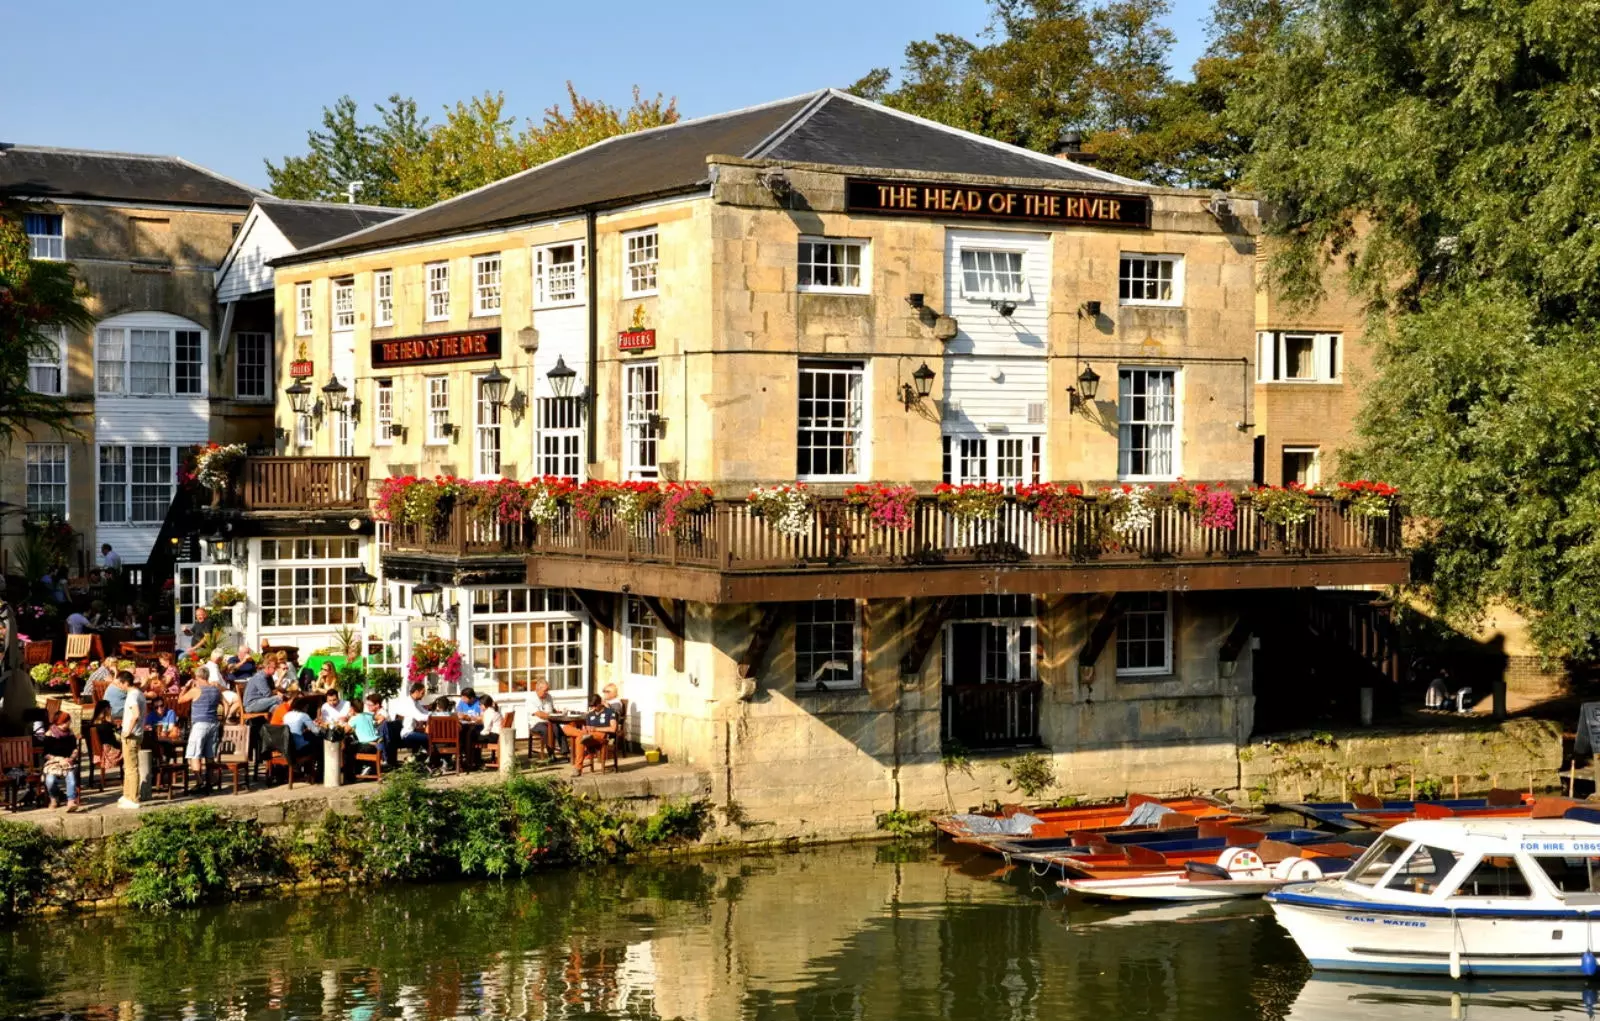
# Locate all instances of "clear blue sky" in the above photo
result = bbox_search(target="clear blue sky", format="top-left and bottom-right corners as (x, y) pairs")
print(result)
(0, 0), (1211, 190)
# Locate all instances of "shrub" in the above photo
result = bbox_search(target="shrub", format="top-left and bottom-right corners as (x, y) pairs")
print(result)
(358, 765), (453, 881)
(0, 820), (58, 917)
(874, 809), (931, 839)
(365, 667), (402, 704)
(114, 807), (274, 910)
(1007, 752), (1055, 799)
(640, 799), (710, 845)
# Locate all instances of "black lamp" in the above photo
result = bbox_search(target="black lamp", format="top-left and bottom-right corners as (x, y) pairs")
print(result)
(347, 566), (378, 608)
(547, 355), (577, 399)
(481, 363), (511, 408)
(286, 379), (313, 415)
(1068, 364), (1101, 413)
(990, 299), (1017, 318)
(321, 374), (349, 410)
(900, 362), (936, 410)
(412, 581), (443, 618)
(205, 532), (232, 564)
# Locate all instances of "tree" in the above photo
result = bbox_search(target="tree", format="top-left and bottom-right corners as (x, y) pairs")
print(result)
(268, 86), (678, 209)
(0, 200), (92, 445)
(1240, 0), (1600, 658)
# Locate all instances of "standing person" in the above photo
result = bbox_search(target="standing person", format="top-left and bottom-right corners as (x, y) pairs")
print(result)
(100, 543), (121, 573)
(103, 663), (128, 721)
(529, 679), (567, 758)
(39, 712), (81, 811)
(185, 606), (215, 645)
(180, 662), (224, 789)
(117, 671), (145, 809)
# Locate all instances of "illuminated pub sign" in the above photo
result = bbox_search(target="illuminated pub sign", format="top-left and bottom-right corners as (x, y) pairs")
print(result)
(371, 328), (501, 368)
(844, 177), (1151, 229)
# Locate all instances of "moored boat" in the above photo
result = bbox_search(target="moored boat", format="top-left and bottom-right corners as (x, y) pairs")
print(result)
(933, 793), (1261, 847)
(1063, 849), (1354, 902)
(1267, 814), (1600, 977)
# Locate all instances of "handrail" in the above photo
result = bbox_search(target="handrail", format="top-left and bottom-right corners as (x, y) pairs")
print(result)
(238, 457), (371, 511)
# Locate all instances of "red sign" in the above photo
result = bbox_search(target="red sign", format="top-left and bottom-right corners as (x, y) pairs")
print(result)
(289, 360), (315, 378)
(618, 329), (656, 352)
(371, 328), (502, 368)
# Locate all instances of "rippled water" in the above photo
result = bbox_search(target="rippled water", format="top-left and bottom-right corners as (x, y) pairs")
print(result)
(2, 844), (1598, 1020)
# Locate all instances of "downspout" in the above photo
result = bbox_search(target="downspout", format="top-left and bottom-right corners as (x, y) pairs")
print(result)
(585, 210), (599, 470)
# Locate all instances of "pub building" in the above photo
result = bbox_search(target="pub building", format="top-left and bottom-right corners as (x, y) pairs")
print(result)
(212, 89), (1404, 835)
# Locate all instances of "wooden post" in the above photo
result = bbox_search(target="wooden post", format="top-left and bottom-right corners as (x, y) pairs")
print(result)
(1409, 772), (1416, 800)
(1491, 772), (1498, 791)
(1341, 777), (1348, 802)
(1570, 761), (1578, 799)
(1454, 775), (1460, 798)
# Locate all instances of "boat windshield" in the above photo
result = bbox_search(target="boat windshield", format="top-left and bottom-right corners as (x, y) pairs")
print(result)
(1531, 855), (1600, 896)
(1380, 843), (1462, 895)
(1345, 835), (1410, 888)
(1449, 855), (1534, 899)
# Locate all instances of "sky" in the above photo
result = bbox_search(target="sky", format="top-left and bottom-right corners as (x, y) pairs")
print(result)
(0, 0), (1211, 190)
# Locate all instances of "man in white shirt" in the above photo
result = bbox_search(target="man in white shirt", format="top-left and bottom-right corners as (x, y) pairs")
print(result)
(117, 671), (145, 810)
(281, 704), (323, 752)
(101, 543), (121, 572)
(530, 679), (566, 758)
(384, 681), (431, 765)
(319, 688), (354, 727)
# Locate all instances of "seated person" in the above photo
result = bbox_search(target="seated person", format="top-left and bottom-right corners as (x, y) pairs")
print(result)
(269, 698), (293, 727)
(477, 695), (502, 746)
(229, 646), (259, 681)
(281, 701), (323, 752)
(241, 662), (282, 715)
(65, 606), (92, 634)
(529, 679), (567, 757)
(562, 693), (618, 777)
(157, 651), (182, 694)
(39, 713), (81, 811)
(347, 693), (386, 776)
(384, 682), (431, 765)
(602, 682), (624, 715)
(219, 683), (244, 723)
(146, 695), (180, 742)
(319, 688), (354, 728)
(454, 688), (484, 720)
(316, 662), (340, 693)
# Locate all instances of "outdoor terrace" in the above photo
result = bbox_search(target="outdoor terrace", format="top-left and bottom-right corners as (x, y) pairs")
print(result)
(382, 493), (1409, 602)
(219, 457), (371, 513)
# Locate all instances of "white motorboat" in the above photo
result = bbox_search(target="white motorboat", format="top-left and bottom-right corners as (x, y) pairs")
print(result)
(1063, 848), (1352, 902)
(1267, 817), (1600, 977)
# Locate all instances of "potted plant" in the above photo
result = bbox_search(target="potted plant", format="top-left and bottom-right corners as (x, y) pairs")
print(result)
(933, 482), (1007, 522)
(843, 483), (918, 532)
(747, 483), (815, 537)
(659, 483), (714, 539)
(192, 442), (248, 506)
(1016, 482), (1083, 525)
(408, 635), (462, 690)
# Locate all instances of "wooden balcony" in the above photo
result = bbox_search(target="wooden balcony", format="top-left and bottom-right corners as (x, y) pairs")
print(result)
(381, 494), (1410, 603)
(234, 457), (371, 512)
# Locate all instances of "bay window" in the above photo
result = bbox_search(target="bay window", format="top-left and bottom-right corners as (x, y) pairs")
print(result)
(96, 315), (205, 396)
(257, 538), (362, 628)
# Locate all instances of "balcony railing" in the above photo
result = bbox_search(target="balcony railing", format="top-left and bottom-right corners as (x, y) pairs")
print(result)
(943, 681), (1044, 749)
(234, 457), (371, 511)
(382, 494), (1402, 568)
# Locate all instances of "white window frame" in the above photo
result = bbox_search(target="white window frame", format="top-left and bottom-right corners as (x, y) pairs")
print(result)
(94, 315), (207, 397)
(472, 254), (502, 316)
(797, 237), (869, 294)
(796, 360), (867, 482)
(1282, 445), (1322, 486)
(473, 372), (502, 478)
(296, 283), (313, 336)
(1119, 253), (1184, 307)
(1116, 592), (1173, 678)
(425, 261), (451, 322)
(467, 587), (587, 695)
(373, 379), (394, 446)
(533, 241), (587, 308)
(25, 443), (68, 520)
(373, 270), (394, 328)
(957, 247), (1029, 302)
(537, 395), (585, 479)
(97, 444), (175, 524)
(235, 331), (269, 400)
(943, 597), (1039, 686)
(257, 537), (363, 630)
(1117, 367), (1180, 482)
(295, 411), (314, 449)
(942, 434), (1042, 488)
(426, 375), (451, 446)
(1256, 331), (1342, 383)
(331, 277), (355, 332)
(28, 325), (65, 395)
(624, 596), (659, 679)
(795, 599), (863, 691)
(24, 213), (64, 260)
(623, 228), (659, 298)
(623, 361), (659, 480)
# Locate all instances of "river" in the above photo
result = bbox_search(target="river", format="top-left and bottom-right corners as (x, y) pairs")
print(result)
(2, 843), (1596, 1020)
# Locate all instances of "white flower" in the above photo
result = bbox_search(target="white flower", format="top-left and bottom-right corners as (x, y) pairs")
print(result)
(1109, 486), (1155, 535)
(527, 490), (560, 524)
(750, 485), (813, 537)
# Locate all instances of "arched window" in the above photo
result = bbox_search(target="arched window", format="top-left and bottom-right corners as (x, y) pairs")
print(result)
(94, 311), (207, 397)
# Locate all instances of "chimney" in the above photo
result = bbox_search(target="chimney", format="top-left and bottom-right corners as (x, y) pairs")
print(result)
(1049, 129), (1097, 163)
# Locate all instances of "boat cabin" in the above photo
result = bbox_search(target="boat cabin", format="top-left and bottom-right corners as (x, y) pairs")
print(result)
(1334, 819), (1600, 906)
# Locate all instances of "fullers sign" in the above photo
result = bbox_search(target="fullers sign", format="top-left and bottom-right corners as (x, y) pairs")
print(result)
(845, 178), (1151, 230)
(372, 328), (501, 368)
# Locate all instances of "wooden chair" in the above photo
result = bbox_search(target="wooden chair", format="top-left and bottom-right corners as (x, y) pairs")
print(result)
(43, 697), (61, 718)
(149, 737), (189, 800)
(208, 724), (253, 794)
(426, 715), (462, 774)
(150, 633), (176, 655)
(86, 725), (120, 791)
(23, 641), (53, 668)
(63, 634), (104, 662)
(262, 724), (318, 789)
(0, 737), (43, 811)
(351, 737), (384, 783)
(480, 710), (514, 769)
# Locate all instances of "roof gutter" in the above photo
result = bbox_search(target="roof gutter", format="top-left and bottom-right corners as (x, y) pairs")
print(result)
(585, 208), (598, 471)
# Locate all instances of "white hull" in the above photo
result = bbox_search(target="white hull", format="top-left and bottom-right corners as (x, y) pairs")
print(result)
(1065, 871), (1290, 902)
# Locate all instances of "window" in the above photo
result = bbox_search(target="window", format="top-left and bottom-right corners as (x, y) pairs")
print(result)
(257, 538), (362, 629)
(98, 445), (174, 523)
(469, 587), (585, 693)
(945, 598), (1037, 686)
(97, 320), (205, 396)
(797, 238), (867, 293)
(959, 249), (1026, 300)
(474, 373), (502, 477)
(236, 332), (268, 399)
(534, 242), (586, 307)
(1256, 332), (1342, 383)
(374, 270), (394, 327)
(24, 213), (63, 260)
(1382, 844), (1462, 895)
(1116, 592), (1171, 676)
(795, 600), (860, 690)
(373, 379), (394, 446)
(1345, 836), (1409, 888)
(1451, 856), (1534, 899)
(25, 444), (67, 519)
(1117, 368), (1177, 480)
(331, 277), (355, 332)
(625, 596), (658, 678)
(334, 404), (354, 457)
(27, 326), (64, 394)
(623, 228), (659, 297)
(623, 362), (659, 479)
(1282, 447), (1320, 486)
(941, 435), (1042, 487)
(1532, 854), (1600, 894)
(472, 254), (502, 316)
(1119, 254), (1182, 306)
(426, 375), (451, 445)
(295, 411), (314, 449)
(296, 283), (313, 336)
(425, 261), (450, 321)
(538, 396), (584, 479)
(796, 361), (865, 480)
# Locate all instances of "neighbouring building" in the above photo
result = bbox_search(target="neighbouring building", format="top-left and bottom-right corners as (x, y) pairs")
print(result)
(0, 145), (260, 575)
(193, 90), (1406, 836)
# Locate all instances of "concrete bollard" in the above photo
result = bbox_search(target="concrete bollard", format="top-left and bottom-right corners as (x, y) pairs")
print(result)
(138, 749), (155, 802)
(1359, 687), (1374, 727)
(499, 726), (515, 776)
(323, 740), (342, 788)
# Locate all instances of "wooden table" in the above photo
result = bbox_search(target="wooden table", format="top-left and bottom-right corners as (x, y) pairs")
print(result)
(118, 640), (156, 659)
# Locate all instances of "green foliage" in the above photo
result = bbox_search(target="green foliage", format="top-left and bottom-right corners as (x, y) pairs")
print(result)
(875, 809), (932, 839)
(1415, 777), (1443, 801)
(941, 741), (974, 776)
(1054, 795), (1081, 808)
(0, 820), (57, 917)
(357, 765), (453, 881)
(0, 199), (94, 445)
(336, 660), (367, 702)
(640, 799), (711, 846)
(365, 667), (402, 704)
(1007, 752), (1055, 798)
(113, 808), (273, 910)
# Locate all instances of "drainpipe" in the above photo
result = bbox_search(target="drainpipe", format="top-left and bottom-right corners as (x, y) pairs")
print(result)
(585, 210), (599, 470)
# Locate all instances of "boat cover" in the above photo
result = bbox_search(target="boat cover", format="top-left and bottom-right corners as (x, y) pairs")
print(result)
(949, 812), (1043, 835)
(1121, 802), (1176, 828)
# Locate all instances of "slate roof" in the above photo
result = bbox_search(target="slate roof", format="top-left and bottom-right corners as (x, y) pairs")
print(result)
(257, 198), (405, 248)
(0, 144), (259, 208)
(279, 89), (1145, 265)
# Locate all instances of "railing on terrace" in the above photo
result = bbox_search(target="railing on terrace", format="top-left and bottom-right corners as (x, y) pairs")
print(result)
(237, 457), (370, 511)
(382, 494), (1402, 568)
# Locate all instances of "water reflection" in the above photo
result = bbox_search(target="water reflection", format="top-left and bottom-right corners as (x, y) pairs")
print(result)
(0, 845), (1596, 1020)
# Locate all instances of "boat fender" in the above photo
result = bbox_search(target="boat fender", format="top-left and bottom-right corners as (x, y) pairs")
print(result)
(1449, 948), (1461, 980)
(1582, 950), (1598, 977)
(1217, 848), (1264, 874)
